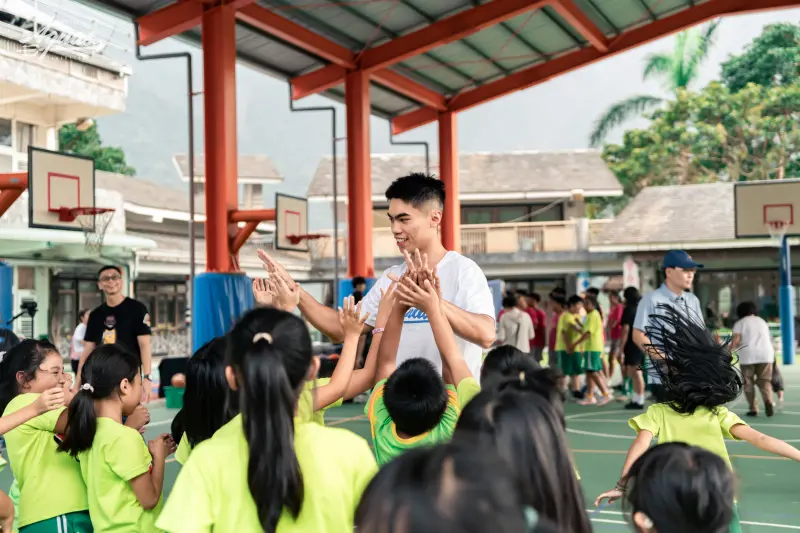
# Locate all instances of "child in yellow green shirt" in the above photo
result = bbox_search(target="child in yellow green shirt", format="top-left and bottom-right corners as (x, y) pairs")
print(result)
(578, 295), (611, 406)
(558, 295), (587, 397)
(157, 307), (377, 533)
(0, 339), (92, 533)
(595, 305), (800, 533)
(365, 275), (481, 465)
(59, 344), (175, 533)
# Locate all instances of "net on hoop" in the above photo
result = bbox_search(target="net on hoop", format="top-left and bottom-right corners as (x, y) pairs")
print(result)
(767, 221), (789, 245)
(287, 234), (332, 260)
(70, 208), (116, 255)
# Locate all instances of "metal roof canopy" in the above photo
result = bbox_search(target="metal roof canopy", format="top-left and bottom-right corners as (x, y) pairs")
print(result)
(83, 0), (796, 132)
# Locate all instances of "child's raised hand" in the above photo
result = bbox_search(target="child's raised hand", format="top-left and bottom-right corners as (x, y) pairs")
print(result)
(148, 433), (174, 460)
(34, 387), (65, 414)
(339, 296), (369, 338)
(594, 488), (623, 507)
(375, 282), (398, 326)
(252, 278), (274, 307)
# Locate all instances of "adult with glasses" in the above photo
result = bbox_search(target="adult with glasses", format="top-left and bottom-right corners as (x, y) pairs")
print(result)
(78, 265), (154, 401)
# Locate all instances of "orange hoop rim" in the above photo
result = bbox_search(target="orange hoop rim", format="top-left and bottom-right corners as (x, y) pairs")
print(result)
(54, 206), (115, 222)
(286, 233), (328, 245)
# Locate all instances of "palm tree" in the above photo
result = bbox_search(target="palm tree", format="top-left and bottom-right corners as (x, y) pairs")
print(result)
(589, 20), (720, 147)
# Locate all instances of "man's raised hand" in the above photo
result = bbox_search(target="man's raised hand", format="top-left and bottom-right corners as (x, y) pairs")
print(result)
(257, 249), (295, 285)
(396, 276), (441, 315)
(271, 275), (301, 313)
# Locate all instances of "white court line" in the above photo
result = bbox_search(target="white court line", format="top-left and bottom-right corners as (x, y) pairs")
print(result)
(146, 419), (173, 429)
(588, 510), (800, 530)
(572, 419), (800, 430)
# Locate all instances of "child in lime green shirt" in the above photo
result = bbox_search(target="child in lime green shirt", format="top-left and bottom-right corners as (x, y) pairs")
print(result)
(595, 305), (800, 533)
(365, 276), (481, 465)
(59, 344), (175, 533)
(559, 296), (587, 396)
(158, 307), (377, 533)
(0, 339), (92, 533)
(578, 295), (611, 406)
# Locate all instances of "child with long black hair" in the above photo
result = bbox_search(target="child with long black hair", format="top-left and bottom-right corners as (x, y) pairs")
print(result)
(454, 374), (591, 533)
(621, 443), (736, 533)
(172, 336), (231, 465)
(355, 440), (559, 533)
(0, 339), (91, 532)
(157, 307), (377, 533)
(59, 344), (175, 532)
(595, 306), (800, 532)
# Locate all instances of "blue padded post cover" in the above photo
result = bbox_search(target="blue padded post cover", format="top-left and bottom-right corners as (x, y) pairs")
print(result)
(193, 272), (254, 353)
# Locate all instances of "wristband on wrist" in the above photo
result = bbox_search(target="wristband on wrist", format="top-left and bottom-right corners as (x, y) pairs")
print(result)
(372, 328), (385, 335)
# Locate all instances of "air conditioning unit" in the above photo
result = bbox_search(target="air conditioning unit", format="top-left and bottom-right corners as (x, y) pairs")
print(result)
(16, 158), (28, 172)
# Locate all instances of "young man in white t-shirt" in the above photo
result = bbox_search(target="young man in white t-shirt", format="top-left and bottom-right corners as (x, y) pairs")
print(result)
(731, 301), (775, 417)
(259, 172), (496, 380)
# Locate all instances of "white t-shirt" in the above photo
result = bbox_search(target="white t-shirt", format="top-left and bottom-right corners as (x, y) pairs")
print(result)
(71, 323), (87, 360)
(359, 251), (495, 381)
(733, 315), (774, 365)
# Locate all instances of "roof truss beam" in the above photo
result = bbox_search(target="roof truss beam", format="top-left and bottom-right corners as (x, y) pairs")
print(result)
(549, 0), (609, 52)
(392, 0), (800, 134)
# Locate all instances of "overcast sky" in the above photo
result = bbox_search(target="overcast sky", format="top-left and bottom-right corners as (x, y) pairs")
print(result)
(56, 3), (800, 228)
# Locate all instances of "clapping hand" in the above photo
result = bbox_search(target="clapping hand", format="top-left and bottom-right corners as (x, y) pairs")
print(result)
(375, 282), (398, 327)
(395, 276), (441, 315)
(271, 275), (301, 313)
(339, 296), (369, 338)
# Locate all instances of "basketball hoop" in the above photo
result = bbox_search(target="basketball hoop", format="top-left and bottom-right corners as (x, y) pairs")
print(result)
(61, 207), (116, 255)
(767, 220), (789, 244)
(286, 233), (331, 259)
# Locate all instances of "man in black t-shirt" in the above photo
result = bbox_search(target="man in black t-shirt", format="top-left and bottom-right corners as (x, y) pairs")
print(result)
(81, 265), (154, 401)
(616, 286), (645, 410)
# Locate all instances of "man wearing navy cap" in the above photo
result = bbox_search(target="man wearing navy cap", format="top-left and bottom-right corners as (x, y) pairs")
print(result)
(630, 250), (705, 408)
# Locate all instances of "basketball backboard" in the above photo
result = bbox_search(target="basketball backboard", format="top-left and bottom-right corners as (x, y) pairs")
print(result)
(734, 179), (800, 238)
(275, 193), (309, 252)
(28, 147), (96, 231)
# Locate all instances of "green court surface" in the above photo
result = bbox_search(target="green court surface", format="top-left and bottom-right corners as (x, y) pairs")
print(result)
(4, 366), (800, 532)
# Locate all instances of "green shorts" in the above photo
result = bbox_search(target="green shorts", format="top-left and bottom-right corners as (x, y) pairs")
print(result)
(583, 351), (604, 373)
(560, 352), (584, 376)
(19, 512), (93, 533)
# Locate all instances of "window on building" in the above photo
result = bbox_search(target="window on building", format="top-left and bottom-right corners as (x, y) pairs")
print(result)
(461, 204), (564, 225)
(17, 267), (35, 290)
(15, 122), (35, 153)
(0, 119), (11, 147)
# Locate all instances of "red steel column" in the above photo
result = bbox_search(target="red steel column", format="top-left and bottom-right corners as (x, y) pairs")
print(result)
(202, 4), (239, 272)
(438, 111), (460, 252)
(345, 70), (374, 277)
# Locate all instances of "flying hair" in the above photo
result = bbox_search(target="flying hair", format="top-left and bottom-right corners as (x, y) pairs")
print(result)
(643, 304), (742, 415)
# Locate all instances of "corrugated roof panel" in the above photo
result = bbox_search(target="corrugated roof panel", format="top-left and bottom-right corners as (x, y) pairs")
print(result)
(650, 0), (696, 18)
(256, 0), (375, 47)
(343, 2), (428, 35)
(235, 25), (321, 76)
(596, 0), (650, 29)
(370, 83), (420, 115)
(465, 25), (544, 71)
(515, 11), (582, 56)
(426, 40), (504, 83)
(402, 0), (473, 19)
(395, 55), (471, 93)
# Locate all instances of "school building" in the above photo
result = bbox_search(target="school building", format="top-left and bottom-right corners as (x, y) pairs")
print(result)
(306, 150), (625, 300)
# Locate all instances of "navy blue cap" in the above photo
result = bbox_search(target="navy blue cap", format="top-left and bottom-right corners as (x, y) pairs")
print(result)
(663, 250), (704, 269)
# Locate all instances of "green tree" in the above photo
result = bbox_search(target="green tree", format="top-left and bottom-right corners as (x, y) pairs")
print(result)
(59, 123), (136, 176)
(592, 81), (800, 215)
(589, 21), (720, 147)
(721, 22), (800, 91)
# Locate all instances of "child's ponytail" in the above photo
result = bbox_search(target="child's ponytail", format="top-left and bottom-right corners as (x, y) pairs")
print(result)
(242, 340), (303, 530)
(59, 344), (140, 457)
(227, 308), (314, 533)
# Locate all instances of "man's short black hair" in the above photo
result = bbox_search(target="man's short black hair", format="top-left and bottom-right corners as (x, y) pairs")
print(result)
(352, 276), (366, 287)
(736, 301), (758, 320)
(384, 358), (447, 437)
(97, 265), (122, 278)
(385, 172), (445, 209)
(530, 292), (541, 303)
(502, 295), (518, 309)
(586, 287), (600, 297)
